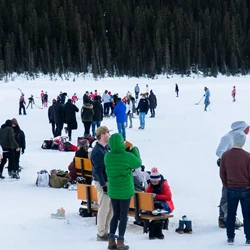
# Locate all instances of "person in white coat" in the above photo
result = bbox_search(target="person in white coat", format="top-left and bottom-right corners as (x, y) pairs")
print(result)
(125, 99), (133, 128)
(216, 121), (249, 228)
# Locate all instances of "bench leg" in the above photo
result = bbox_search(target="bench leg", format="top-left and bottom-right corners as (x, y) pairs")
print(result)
(143, 220), (149, 234)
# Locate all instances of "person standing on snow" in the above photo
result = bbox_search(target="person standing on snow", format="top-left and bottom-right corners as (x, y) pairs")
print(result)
(137, 93), (149, 129)
(104, 133), (142, 249)
(113, 98), (127, 140)
(11, 118), (26, 175)
(220, 131), (250, 245)
(43, 91), (48, 107)
(41, 90), (44, 105)
(19, 93), (27, 115)
(63, 99), (79, 141)
(204, 87), (210, 111)
(134, 84), (140, 100)
(92, 96), (103, 137)
(232, 86), (236, 102)
(81, 100), (94, 137)
(175, 84), (179, 97)
(0, 120), (20, 179)
(72, 93), (78, 104)
(53, 97), (64, 137)
(216, 121), (249, 229)
(148, 90), (157, 118)
(91, 126), (112, 241)
(26, 95), (34, 109)
(48, 99), (56, 137)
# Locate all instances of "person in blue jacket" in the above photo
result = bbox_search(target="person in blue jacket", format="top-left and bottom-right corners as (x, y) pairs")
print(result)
(204, 87), (210, 111)
(113, 98), (126, 140)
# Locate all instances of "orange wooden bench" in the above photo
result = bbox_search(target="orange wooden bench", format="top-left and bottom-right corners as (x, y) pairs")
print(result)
(74, 157), (92, 184)
(77, 184), (173, 233)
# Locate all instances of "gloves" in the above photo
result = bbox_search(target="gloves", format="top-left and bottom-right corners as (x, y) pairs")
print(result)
(127, 110), (131, 115)
(152, 193), (156, 198)
(22, 149), (25, 155)
(217, 158), (221, 167)
(102, 186), (108, 194)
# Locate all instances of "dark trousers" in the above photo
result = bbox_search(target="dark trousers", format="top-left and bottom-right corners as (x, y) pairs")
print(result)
(150, 108), (155, 116)
(26, 102), (33, 109)
(83, 122), (91, 135)
(14, 150), (21, 171)
(51, 122), (56, 137)
(110, 198), (131, 237)
(19, 102), (26, 115)
(67, 127), (72, 138)
(0, 149), (15, 173)
(226, 188), (250, 240)
(104, 103), (110, 115)
(92, 121), (101, 136)
(55, 123), (63, 137)
(135, 92), (139, 99)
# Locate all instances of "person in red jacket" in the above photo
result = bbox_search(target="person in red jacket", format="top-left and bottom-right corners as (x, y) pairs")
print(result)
(146, 167), (174, 213)
(146, 167), (174, 240)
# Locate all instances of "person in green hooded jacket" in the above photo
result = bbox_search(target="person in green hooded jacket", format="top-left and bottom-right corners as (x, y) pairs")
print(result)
(104, 133), (142, 250)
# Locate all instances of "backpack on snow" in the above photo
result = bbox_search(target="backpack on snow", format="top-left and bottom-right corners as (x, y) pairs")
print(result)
(36, 170), (50, 187)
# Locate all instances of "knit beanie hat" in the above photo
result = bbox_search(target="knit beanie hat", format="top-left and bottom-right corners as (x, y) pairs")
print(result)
(233, 131), (246, 147)
(150, 167), (161, 181)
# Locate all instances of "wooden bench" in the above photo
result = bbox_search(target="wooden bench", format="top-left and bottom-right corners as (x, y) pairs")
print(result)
(77, 184), (173, 233)
(74, 157), (92, 184)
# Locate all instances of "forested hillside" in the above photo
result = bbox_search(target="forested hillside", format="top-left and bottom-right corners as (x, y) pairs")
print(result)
(0, 0), (249, 78)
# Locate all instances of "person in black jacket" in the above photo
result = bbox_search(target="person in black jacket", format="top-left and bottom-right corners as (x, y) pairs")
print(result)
(53, 97), (64, 137)
(59, 91), (67, 104)
(175, 84), (179, 97)
(26, 95), (34, 109)
(136, 94), (149, 129)
(48, 99), (56, 137)
(83, 91), (91, 104)
(148, 90), (157, 118)
(11, 118), (26, 175)
(92, 96), (103, 136)
(63, 99), (79, 141)
(0, 120), (19, 179)
(81, 100), (94, 137)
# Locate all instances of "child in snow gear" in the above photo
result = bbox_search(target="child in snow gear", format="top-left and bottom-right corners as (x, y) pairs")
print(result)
(204, 87), (210, 111)
(232, 86), (236, 102)
(26, 95), (34, 109)
(19, 93), (27, 115)
(51, 207), (66, 219)
(175, 216), (193, 234)
(146, 168), (174, 240)
(72, 93), (78, 104)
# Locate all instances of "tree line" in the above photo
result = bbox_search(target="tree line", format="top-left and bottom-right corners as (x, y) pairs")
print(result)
(0, 0), (249, 79)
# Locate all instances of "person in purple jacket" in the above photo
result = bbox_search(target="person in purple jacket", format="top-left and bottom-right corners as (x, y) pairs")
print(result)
(113, 98), (126, 140)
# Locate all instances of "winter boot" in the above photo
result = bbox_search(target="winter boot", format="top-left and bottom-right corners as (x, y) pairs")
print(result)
(162, 218), (169, 230)
(51, 207), (66, 219)
(154, 221), (164, 239)
(108, 237), (117, 249)
(184, 220), (192, 234)
(14, 171), (20, 179)
(149, 221), (156, 240)
(0, 173), (5, 179)
(175, 220), (185, 234)
(218, 217), (225, 228)
(117, 238), (129, 250)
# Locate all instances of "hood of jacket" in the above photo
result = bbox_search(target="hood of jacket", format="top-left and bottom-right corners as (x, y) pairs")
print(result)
(231, 121), (248, 131)
(108, 133), (125, 152)
(11, 118), (19, 127)
(83, 103), (93, 109)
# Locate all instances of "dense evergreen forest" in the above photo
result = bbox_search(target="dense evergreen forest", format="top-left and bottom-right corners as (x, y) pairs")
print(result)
(0, 0), (249, 78)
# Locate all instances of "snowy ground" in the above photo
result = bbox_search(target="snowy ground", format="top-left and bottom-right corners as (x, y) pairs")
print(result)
(1, 75), (250, 250)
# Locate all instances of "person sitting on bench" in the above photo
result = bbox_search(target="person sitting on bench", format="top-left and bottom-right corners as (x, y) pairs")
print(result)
(68, 139), (90, 180)
(146, 167), (174, 240)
